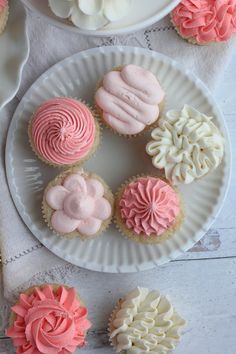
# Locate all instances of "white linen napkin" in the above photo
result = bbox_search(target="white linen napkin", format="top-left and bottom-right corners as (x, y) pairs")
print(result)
(1, 9), (235, 301)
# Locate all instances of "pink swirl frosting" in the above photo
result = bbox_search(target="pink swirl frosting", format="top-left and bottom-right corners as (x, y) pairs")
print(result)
(46, 172), (112, 236)
(95, 64), (165, 135)
(31, 97), (96, 165)
(119, 177), (180, 236)
(6, 285), (91, 354)
(0, 0), (7, 10)
(172, 0), (236, 44)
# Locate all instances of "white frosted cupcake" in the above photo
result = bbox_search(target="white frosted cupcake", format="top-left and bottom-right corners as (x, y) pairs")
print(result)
(0, 0), (8, 34)
(48, 0), (133, 30)
(146, 105), (225, 185)
(109, 287), (186, 354)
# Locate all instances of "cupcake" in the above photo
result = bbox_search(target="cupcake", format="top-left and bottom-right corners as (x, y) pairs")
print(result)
(6, 284), (91, 354)
(109, 287), (186, 354)
(28, 97), (100, 167)
(48, 0), (133, 30)
(146, 105), (225, 185)
(95, 64), (165, 136)
(115, 176), (183, 244)
(42, 168), (114, 239)
(171, 0), (236, 45)
(0, 0), (9, 35)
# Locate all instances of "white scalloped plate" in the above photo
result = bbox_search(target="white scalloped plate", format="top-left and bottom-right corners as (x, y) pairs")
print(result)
(6, 46), (231, 273)
(20, 0), (181, 36)
(0, 0), (29, 110)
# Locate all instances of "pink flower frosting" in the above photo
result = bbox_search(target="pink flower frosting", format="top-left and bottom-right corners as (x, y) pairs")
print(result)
(119, 177), (180, 236)
(0, 0), (7, 11)
(46, 172), (112, 235)
(172, 0), (236, 44)
(31, 97), (96, 165)
(6, 285), (91, 354)
(95, 64), (165, 135)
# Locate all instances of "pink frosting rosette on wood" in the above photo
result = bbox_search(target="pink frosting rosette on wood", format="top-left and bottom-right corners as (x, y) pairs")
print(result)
(6, 285), (91, 354)
(172, 0), (236, 44)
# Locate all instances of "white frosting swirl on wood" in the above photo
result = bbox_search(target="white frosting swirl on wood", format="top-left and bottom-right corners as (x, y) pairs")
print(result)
(146, 105), (224, 185)
(110, 287), (186, 354)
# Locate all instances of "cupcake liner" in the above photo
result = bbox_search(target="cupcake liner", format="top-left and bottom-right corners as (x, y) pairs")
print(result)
(42, 167), (114, 240)
(28, 98), (101, 168)
(0, 4), (9, 35)
(114, 174), (184, 244)
(94, 66), (165, 139)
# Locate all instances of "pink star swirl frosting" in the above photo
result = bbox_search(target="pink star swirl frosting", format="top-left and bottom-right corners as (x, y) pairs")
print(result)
(6, 285), (91, 354)
(31, 97), (96, 165)
(172, 0), (236, 44)
(0, 0), (7, 11)
(119, 177), (180, 236)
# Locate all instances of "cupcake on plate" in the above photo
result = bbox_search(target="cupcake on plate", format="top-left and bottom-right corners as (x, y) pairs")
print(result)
(115, 176), (183, 244)
(6, 284), (91, 354)
(109, 287), (186, 354)
(95, 64), (165, 136)
(171, 0), (236, 45)
(42, 168), (114, 239)
(28, 97), (100, 167)
(0, 0), (9, 34)
(146, 105), (225, 185)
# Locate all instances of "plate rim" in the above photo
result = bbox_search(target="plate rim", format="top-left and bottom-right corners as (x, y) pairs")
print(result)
(5, 46), (232, 273)
(0, 0), (30, 110)
(20, 0), (181, 37)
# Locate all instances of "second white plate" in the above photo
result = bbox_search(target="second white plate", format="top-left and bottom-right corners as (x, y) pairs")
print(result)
(6, 46), (231, 272)
(0, 0), (29, 110)
(21, 0), (181, 36)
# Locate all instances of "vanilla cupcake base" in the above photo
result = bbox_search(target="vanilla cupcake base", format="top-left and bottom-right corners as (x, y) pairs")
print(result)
(0, 5), (8, 35)
(28, 99), (101, 168)
(42, 168), (114, 240)
(115, 175), (184, 244)
(95, 66), (165, 138)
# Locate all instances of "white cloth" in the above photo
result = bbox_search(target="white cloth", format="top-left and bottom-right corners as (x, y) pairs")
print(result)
(1, 9), (235, 301)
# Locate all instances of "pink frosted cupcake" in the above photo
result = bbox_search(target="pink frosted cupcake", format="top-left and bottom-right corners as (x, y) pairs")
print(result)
(115, 176), (183, 244)
(28, 97), (100, 167)
(171, 0), (236, 45)
(95, 64), (165, 136)
(42, 168), (114, 239)
(0, 0), (9, 34)
(6, 284), (91, 354)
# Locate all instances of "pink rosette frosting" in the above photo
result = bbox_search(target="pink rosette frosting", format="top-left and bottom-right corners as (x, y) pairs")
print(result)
(119, 177), (180, 236)
(95, 64), (165, 135)
(172, 0), (236, 44)
(6, 285), (91, 354)
(46, 172), (112, 236)
(31, 97), (96, 165)
(0, 0), (7, 11)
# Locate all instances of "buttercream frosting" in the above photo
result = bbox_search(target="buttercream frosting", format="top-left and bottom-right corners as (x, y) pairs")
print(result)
(110, 287), (186, 354)
(48, 0), (133, 30)
(171, 0), (236, 44)
(6, 285), (91, 354)
(46, 172), (112, 236)
(119, 177), (180, 236)
(146, 105), (224, 185)
(30, 97), (96, 166)
(95, 65), (165, 135)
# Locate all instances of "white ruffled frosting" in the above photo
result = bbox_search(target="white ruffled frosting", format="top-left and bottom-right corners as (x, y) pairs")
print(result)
(146, 105), (224, 185)
(48, 0), (132, 30)
(110, 287), (186, 354)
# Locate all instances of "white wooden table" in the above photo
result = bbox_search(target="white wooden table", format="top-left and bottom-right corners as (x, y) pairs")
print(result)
(0, 50), (235, 354)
